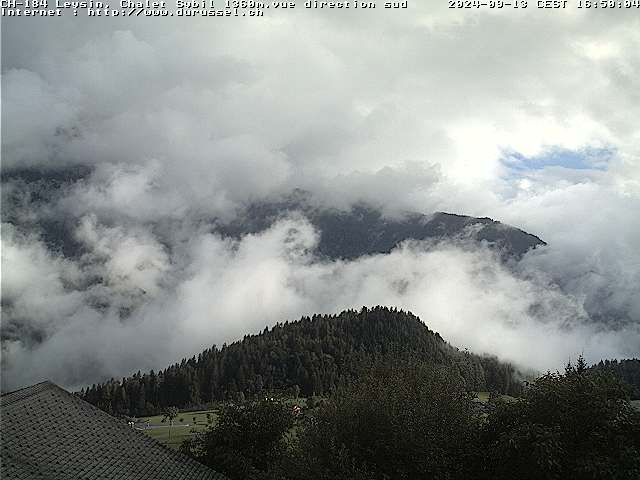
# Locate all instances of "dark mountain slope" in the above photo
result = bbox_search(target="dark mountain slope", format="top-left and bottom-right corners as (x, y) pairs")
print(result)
(1, 165), (91, 258)
(80, 307), (522, 416)
(1, 167), (545, 262)
(220, 199), (546, 260)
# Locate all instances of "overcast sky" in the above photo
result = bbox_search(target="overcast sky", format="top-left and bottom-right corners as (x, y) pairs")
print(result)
(2, 7), (639, 390)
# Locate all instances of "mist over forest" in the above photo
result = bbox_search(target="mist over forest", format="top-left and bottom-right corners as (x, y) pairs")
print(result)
(2, 7), (640, 392)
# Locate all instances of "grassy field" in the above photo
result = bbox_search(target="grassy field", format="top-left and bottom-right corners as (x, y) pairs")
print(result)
(138, 399), (307, 449)
(473, 392), (517, 403)
(475, 392), (490, 403)
(137, 409), (218, 450)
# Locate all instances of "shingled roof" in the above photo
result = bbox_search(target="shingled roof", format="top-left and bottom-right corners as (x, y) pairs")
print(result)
(1, 381), (226, 480)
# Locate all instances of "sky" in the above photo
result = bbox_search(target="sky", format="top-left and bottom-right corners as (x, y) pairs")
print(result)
(1, 5), (639, 391)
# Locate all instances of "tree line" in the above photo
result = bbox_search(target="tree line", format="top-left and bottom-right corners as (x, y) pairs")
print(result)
(80, 307), (523, 416)
(590, 358), (640, 399)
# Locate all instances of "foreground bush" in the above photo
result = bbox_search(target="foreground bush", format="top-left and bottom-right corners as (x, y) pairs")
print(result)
(181, 398), (295, 480)
(183, 357), (640, 480)
(289, 361), (479, 480)
(476, 360), (640, 480)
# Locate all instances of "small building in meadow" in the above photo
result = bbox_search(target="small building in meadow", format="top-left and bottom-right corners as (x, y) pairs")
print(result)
(0, 381), (225, 480)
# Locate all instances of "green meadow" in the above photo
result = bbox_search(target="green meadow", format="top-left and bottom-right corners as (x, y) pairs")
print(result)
(138, 409), (218, 450)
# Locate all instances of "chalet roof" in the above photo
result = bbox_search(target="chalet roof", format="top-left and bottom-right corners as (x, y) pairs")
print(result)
(1, 381), (225, 480)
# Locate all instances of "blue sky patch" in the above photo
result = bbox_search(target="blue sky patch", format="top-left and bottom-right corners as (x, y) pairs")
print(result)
(501, 146), (614, 175)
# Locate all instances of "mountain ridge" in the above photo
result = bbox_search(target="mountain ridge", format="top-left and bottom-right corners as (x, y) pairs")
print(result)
(1, 168), (546, 261)
(218, 198), (546, 261)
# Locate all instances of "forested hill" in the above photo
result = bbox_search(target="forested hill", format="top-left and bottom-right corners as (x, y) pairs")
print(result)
(80, 307), (521, 416)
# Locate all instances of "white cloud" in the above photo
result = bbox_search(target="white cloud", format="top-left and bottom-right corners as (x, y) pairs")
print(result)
(1, 224), (85, 338)
(3, 217), (637, 391)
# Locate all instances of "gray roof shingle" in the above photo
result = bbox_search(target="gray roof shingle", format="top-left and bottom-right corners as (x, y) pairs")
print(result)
(1, 381), (226, 480)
